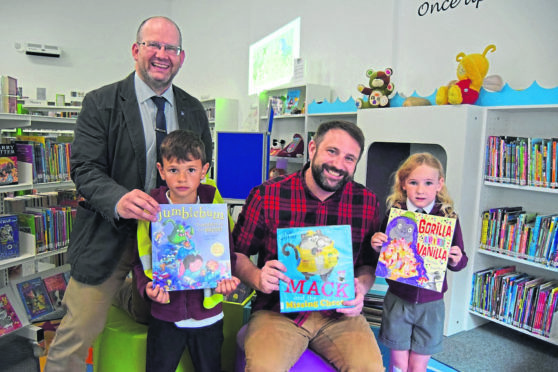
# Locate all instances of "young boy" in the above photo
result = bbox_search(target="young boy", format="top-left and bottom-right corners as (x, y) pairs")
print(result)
(132, 129), (239, 372)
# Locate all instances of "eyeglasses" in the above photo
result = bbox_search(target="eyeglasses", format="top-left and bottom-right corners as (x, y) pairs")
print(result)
(137, 41), (182, 56)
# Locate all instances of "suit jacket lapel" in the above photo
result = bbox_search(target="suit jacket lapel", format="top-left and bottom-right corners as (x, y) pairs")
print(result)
(174, 86), (189, 127)
(120, 72), (147, 187)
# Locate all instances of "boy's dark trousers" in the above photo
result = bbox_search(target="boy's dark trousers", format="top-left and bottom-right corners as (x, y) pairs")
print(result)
(146, 316), (224, 372)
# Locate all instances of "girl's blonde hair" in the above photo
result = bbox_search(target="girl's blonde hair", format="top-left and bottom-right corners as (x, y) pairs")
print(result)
(386, 152), (457, 218)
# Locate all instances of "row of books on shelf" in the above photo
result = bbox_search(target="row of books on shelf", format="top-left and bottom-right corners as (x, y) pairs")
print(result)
(0, 133), (73, 187)
(363, 292), (385, 328)
(4, 191), (61, 213)
(0, 265), (70, 337)
(268, 88), (302, 116)
(479, 206), (558, 267)
(469, 265), (558, 338)
(22, 205), (75, 253)
(0, 190), (78, 260)
(484, 136), (558, 188)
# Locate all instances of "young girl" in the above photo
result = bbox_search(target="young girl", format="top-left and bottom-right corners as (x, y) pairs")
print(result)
(371, 152), (468, 372)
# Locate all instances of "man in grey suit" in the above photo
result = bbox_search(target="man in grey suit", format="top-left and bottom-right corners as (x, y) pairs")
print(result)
(45, 16), (212, 371)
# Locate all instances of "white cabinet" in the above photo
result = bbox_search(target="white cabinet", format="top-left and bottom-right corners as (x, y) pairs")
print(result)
(354, 105), (485, 336)
(467, 105), (558, 345)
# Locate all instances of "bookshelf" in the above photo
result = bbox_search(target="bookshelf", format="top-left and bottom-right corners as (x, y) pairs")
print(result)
(468, 105), (558, 345)
(257, 84), (360, 177)
(353, 104), (558, 344)
(0, 113), (76, 131)
(0, 113), (75, 339)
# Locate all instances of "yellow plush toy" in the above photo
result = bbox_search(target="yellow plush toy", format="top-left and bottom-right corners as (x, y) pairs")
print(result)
(436, 44), (496, 105)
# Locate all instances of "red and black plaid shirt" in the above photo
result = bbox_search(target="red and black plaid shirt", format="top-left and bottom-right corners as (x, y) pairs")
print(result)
(232, 164), (380, 324)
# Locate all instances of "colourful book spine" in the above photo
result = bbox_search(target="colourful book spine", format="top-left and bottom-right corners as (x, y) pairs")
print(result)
(480, 210), (490, 248)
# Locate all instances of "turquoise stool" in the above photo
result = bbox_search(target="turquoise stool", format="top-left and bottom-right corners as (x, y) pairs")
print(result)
(92, 306), (194, 372)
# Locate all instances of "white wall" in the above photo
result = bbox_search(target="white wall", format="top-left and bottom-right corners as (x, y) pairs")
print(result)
(394, 0), (558, 96)
(1, 0), (557, 124)
(0, 0), (174, 95)
(170, 0), (395, 125)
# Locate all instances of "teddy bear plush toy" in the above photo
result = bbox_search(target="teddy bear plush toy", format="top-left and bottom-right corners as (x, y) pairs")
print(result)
(356, 68), (394, 108)
(436, 44), (496, 105)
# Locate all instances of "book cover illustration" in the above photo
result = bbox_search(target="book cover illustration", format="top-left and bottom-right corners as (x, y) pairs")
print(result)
(268, 96), (284, 116)
(375, 208), (457, 292)
(151, 204), (231, 291)
(16, 276), (54, 321)
(43, 273), (67, 311)
(0, 214), (19, 260)
(277, 225), (355, 313)
(284, 89), (301, 114)
(0, 143), (18, 186)
(0, 291), (24, 336)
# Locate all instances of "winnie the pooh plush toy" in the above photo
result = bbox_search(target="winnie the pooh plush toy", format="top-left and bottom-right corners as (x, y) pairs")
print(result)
(356, 68), (394, 108)
(436, 44), (496, 105)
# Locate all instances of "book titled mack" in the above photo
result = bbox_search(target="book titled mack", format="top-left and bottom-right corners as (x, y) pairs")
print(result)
(277, 225), (355, 313)
(151, 204), (231, 291)
(375, 208), (457, 292)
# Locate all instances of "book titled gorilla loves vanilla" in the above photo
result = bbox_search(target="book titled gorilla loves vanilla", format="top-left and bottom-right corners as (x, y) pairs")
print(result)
(375, 208), (456, 292)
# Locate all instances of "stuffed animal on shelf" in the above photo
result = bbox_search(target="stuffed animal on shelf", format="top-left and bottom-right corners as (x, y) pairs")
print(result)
(436, 44), (496, 105)
(402, 96), (432, 107)
(356, 68), (395, 108)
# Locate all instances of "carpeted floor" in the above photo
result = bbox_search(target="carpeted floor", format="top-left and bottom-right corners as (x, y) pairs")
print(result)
(433, 322), (558, 372)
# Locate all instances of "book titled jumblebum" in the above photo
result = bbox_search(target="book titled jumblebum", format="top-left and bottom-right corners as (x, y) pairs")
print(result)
(277, 225), (355, 313)
(151, 204), (231, 291)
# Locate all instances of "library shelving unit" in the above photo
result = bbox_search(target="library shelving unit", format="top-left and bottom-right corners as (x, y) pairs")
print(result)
(258, 84), (332, 175)
(354, 104), (558, 344)
(0, 113), (75, 306)
(467, 105), (558, 345)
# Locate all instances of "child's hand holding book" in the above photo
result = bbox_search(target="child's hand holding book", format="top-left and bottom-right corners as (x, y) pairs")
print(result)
(371, 232), (388, 252)
(215, 276), (241, 296)
(146, 281), (170, 304)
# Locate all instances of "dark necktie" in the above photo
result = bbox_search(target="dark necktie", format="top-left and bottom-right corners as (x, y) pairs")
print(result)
(416, 208), (425, 214)
(151, 96), (167, 186)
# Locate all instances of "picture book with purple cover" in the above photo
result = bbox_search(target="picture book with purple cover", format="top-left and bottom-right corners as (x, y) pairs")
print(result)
(16, 276), (53, 321)
(375, 208), (456, 292)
